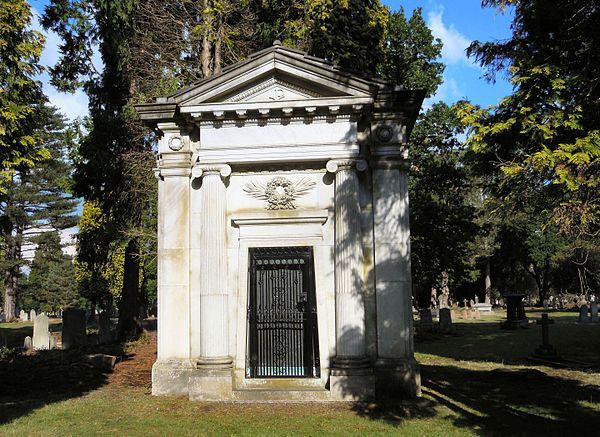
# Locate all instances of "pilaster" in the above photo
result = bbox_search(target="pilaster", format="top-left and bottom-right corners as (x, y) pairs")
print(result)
(326, 159), (374, 401)
(153, 122), (194, 395)
(370, 151), (420, 398)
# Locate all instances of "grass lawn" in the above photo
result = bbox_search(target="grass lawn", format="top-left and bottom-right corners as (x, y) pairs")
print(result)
(0, 310), (599, 436)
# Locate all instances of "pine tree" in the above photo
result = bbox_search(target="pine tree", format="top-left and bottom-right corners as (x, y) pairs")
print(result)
(0, 105), (78, 320)
(19, 231), (78, 312)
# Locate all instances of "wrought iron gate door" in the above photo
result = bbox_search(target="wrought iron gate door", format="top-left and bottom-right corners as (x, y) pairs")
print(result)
(247, 247), (320, 378)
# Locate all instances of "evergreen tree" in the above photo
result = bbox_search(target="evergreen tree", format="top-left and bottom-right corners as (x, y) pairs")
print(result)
(19, 231), (78, 312)
(0, 0), (48, 195)
(378, 7), (444, 97)
(0, 105), (78, 320)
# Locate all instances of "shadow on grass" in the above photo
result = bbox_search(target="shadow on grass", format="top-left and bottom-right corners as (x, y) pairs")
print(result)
(415, 321), (600, 371)
(0, 343), (127, 425)
(348, 364), (600, 435)
(421, 363), (600, 436)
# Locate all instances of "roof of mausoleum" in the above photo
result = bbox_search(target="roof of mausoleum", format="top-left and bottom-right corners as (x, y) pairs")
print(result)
(135, 41), (425, 129)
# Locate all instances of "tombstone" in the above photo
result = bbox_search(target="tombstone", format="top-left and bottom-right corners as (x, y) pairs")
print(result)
(62, 308), (87, 350)
(591, 302), (598, 322)
(439, 308), (453, 332)
(29, 309), (37, 321)
(474, 295), (479, 305)
(543, 299), (549, 311)
(32, 313), (51, 350)
(579, 305), (590, 323)
(19, 310), (27, 322)
(473, 308), (481, 320)
(49, 335), (57, 350)
(23, 336), (32, 351)
(469, 299), (475, 308)
(461, 307), (470, 320)
(98, 311), (112, 344)
(0, 312), (5, 323)
(502, 293), (528, 329)
(419, 309), (433, 331)
(534, 314), (557, 357)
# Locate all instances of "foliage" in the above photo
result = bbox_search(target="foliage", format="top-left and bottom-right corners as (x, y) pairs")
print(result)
(304, 0), (388, 75)
(0, 0), (48, 192)
(378, 7), (444, 97)
(19, 231), (79, 312)
(459, 0), (600, 236)
(409, 103), (479, 302)
(0, 105), (78, 319)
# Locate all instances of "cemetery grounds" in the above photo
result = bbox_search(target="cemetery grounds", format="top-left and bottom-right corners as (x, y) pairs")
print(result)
(0, 309), (599, 436)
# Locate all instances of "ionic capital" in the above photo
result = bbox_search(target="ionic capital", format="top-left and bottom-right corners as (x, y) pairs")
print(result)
(191, 163), (232, 180)
(326, 159), (368, 174)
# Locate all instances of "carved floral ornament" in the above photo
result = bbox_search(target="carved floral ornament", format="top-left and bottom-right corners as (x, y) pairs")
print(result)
(244, 176), (317, 210)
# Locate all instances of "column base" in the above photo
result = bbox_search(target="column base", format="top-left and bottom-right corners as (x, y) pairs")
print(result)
(375, 358), (421, 398)
(197, 355), (233, 369)
(330, 356), (374, 401)
(152, 360), (194, 396)
(189, 367), (234, 401)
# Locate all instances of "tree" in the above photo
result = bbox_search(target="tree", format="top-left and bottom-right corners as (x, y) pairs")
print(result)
(409, 103), (479, 305)
(19, 231), (78, 312)
(0, 105), (78, 320)
(0, 0), (48, 194)
(460, 0), (600, 236)
(304, 0), (388, 75)
(378, 7), (444, 98)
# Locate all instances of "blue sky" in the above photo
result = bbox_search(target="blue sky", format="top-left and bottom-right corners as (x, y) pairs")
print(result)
(30, 0), (514, 120)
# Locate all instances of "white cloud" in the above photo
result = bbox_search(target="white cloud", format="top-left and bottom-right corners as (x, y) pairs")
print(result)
(428, 8), (473, 67)
(424, 76), (464, 108)
(31, 7), (91, 122)
(60, 226), (78, 257)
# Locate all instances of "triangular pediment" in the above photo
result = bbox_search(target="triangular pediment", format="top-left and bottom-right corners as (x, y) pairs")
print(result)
(169, 46), (381, 108)
(224, 77), (323, 103)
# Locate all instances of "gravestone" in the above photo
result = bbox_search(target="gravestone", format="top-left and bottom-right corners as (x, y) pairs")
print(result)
(29, 309), (36, 321)
(591, 302), (598, 322)
(49, 334), (57, 350)
(98, 311), (112, 344)
(502, 293), (528, 329)
(461, 307), (469, 320)
(0, 312), (5, 323)
(534, 314), (557, 357)
(579, 305), (590, 323)
(20, 310), (27, 322)
(62, 308), (86, 350)
(419, 309), (433, 331)
(33, 313), (51, 350)
(23, 336), (32, 351)
(439, 308), (453, 332)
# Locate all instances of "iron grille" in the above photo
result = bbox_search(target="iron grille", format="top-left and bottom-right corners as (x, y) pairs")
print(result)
(247, 247), (320, 378)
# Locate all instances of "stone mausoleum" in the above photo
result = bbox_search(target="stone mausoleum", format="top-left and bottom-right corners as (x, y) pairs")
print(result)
(136, 43), (424, 401)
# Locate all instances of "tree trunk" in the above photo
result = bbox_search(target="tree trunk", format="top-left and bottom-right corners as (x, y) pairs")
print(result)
(213, 13), (223, 75)
(3, 226), (22, 321)
(484, 258), (492, 304)
(116, 238), (143, 340)
(540, 257), (550, 305)
(201, 0), (212, 77)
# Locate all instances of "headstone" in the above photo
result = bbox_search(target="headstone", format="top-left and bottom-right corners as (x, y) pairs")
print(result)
(419, 309), (433, 331)
(62, 308), (87, 349)
(29, 309), (36, 321)
(535, 313), (557, 357)
(579, 305), (590, 323)
(591, 302), (598, 322)
(474, 295), (479, 304)
(461, 307), (470, 320)
(98, 311), (112, 344)
(49, 334), (57, 350)
(543, 299), (549, 311)
(474, 308), (481, 320)
(439, 308), (453, 332)
(0, 312), (5, 323)
(469, 299), (475, 308)
(20, 310), (27, 322)
(32, 313), (51, 350)
(23, 336), (32, 351)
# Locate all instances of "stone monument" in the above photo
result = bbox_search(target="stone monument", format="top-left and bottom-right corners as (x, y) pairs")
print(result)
(135, 43), (424, 401)
(32, 313), (51, 350)
(62, 308), (87, 349)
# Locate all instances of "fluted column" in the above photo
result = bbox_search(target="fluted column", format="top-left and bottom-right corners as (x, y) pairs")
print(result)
(192, 163), (232, 368)
(326, 159), (369, 367)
